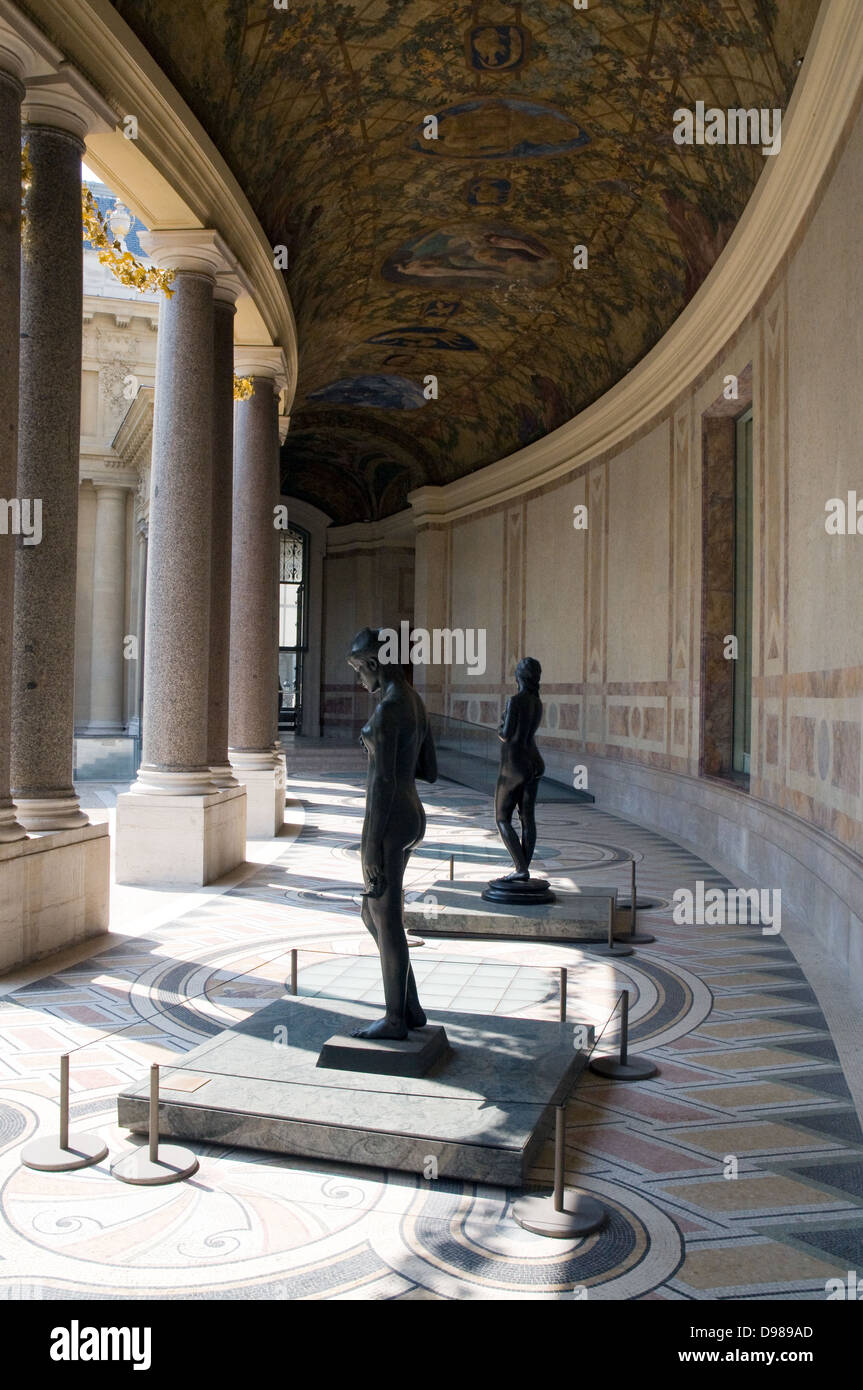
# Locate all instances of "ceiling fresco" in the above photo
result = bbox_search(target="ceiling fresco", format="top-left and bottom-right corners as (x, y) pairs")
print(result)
(108, 0), (821, 523)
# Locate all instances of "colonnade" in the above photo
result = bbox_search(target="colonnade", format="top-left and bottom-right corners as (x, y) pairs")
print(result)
(0, 15), (288, 966)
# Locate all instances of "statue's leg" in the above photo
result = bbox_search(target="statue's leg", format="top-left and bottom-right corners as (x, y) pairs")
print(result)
(403, 850), (427, 1029)
(360, 892), (379, 944)
(495, 780), (529, 878)
(353, 841), (410, 1040)
(520, 776), (539, 870)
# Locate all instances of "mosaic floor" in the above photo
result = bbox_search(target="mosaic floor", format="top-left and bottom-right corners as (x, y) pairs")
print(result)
(0, 752), (861, 1301)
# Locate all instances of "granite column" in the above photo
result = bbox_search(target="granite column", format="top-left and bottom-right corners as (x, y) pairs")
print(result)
(12, 114), (89, 827)
(0, 58), (25, 844)
(115, 232), (246, 884)
(229, 351), (287, 836)
(87, 483), (129, 732)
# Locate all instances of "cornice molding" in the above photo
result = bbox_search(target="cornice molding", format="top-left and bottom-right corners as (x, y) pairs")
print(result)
(326, 510), (415, 555)
(20, 0), (298, 404)
(407, 0), (863, 527)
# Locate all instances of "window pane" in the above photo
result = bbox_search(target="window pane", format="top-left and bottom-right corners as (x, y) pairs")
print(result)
(279, 582), (299, 647)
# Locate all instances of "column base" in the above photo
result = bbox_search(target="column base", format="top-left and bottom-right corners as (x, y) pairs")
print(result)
(229, 752), (286, 838)
(128, 767), (219, 796)
(209, 763), (240, 788)
(14, 796), (89, 831)
(0, 824), (110, 975)
(115, 784), (247, 886)
(0, 803), (27, 844)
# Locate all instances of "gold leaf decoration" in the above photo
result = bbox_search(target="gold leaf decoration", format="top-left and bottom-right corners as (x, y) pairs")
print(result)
(233, 375), (254, 401)
(20, 142), (32, 231)
(81, 187), (175, 298)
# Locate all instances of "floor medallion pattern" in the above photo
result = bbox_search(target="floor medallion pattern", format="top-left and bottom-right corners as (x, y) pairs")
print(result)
(0, 755), (860, 1300)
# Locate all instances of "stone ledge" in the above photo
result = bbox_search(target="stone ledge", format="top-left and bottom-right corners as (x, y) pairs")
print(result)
(0, 819), (109, 863)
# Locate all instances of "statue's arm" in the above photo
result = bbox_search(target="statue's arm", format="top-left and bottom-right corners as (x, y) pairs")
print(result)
(417, 722), (437, 783)
(362, 710), (400, 895)
(498, 696), (515, 741)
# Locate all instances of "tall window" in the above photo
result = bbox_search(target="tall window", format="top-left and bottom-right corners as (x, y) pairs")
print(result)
(732, 409), (753, 775)
(700, 371), (753, 787)
(279, 526), (308, 731)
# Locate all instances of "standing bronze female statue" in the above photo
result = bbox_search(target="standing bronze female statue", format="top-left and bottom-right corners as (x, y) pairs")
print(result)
(348, 627), (437, 1039)
(483, 657), (555, 904)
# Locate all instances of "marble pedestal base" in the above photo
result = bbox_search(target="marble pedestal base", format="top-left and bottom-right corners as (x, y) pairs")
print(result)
(317, 1024), (451, 1078)
(115, 784), (246, 886)
(116, 992), (594, 1185)
(230, 760), (285, 837)
(406, 879), (619, 942)
(483, 876), (555, 905)
(0, 824), (109, 974)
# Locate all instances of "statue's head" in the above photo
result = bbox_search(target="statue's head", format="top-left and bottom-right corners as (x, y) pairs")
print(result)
(515, 656), (541, 694)
(348, 627), (393, 695)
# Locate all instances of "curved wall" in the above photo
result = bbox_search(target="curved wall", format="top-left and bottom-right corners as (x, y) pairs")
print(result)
(400, 1), (863, 978)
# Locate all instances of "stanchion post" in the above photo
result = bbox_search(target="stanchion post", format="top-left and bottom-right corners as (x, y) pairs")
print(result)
(558, 966), (567, 1023)
(290, 948), (298, 996)
(630, 859), (637, 937)
(624, 855), (656, 943)
(553, 1104), (565, 1211)
(112, 1060), (199, 1186)
(21, 1053), (109, 1172)
(592, 898), (633, 957)
(589, 988), (658, 1081)
(148, 1064), (159, 1164)
(512, 1100), (607, 1238)
(449, 855), (454, 881)
(620, 989), (629, 1067)
(59, 1053), (69, 1151)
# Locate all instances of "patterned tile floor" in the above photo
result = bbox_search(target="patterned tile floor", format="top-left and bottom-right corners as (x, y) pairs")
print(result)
(0, 755), (861, 1300)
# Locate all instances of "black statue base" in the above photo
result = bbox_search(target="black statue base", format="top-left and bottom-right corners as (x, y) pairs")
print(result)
(482, 876), (556, 905)
(316, 1024), (451, 1078)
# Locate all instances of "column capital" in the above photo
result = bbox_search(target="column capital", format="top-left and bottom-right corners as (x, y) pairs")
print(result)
(233, 345), (288, 394)
(91, 480), (132, 500)
(23, 64), (115, 142)
(214, 266), (253, 306)
(138, 228), (235, 280)
(0, 0), (61, 85)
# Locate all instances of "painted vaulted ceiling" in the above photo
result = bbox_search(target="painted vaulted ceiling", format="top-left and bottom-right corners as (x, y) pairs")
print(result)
(110, 0), (821, 524)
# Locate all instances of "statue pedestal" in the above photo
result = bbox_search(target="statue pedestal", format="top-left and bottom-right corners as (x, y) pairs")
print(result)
(483, 876), (555, 905)
(406, 880), (620, 942)
(317, 1025), (450, 1078)
(116, 989), (595, 1185)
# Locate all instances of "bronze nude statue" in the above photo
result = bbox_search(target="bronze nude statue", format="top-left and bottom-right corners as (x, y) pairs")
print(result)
(347, 627), (438, 1039)
(483, 657), (555, 904)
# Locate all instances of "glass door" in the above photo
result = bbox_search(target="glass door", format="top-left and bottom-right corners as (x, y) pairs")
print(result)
(278, 525), (308, 731)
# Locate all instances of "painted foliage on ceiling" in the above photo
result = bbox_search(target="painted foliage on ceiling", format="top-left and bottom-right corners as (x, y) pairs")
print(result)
(110, 0), (821, 523)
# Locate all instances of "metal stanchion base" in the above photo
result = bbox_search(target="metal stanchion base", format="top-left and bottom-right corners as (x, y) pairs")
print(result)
(406, 935), (425, 947)
(591, 941), (634, 957)
(21, 1133), (108, 1172)
(111, 1144), (199, 1186)
(590, 1055), (658, 1081)
(624, 931), (657, 944)
(512, 1188), (607, 1238)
